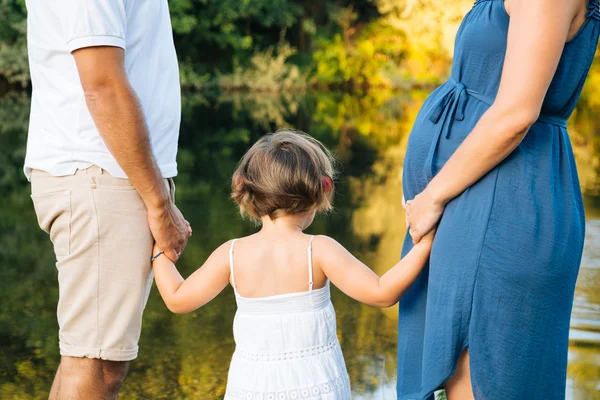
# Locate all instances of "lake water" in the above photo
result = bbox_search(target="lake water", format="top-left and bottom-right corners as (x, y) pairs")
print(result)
(0, 90), (598, 399)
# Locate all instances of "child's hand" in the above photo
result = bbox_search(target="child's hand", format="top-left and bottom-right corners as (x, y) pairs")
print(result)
(152, 221), (192, 264)
(402, 195), (409, 229)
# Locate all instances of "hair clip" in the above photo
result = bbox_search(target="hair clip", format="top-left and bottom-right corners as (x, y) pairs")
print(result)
(322, 176), (333, 192)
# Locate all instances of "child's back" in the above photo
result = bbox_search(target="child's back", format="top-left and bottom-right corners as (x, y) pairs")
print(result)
(226, 234), (351, 399)
(151, 131), (434, 400)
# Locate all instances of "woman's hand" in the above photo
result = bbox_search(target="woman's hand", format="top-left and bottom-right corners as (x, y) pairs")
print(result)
(419, 225), (437, 246)
(406, 188), (445, 244)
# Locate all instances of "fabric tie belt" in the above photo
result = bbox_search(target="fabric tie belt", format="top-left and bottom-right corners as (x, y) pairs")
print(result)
(587, 0), (600, 21)
(424, 76), (568, 180)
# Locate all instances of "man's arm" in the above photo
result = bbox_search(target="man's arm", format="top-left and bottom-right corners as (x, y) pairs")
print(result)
(72, 46), (188, 261)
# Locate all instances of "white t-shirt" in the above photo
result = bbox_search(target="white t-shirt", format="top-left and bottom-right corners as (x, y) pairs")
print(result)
(24, 0), (181, 180)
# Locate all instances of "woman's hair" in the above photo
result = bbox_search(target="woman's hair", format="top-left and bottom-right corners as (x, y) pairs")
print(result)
(231, 129), (337, 222)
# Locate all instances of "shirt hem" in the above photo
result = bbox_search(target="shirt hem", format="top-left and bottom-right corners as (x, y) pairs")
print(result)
(67, 35), (126, 53)
(24, 160), (178, 181)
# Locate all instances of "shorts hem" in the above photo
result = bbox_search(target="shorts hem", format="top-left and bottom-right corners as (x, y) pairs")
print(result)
(60, 343), (138, 361)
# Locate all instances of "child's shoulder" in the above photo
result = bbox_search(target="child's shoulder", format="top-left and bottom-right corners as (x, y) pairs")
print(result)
(206, 236), (253, 270)
(311, 234), (346, 255)
(204, 240), (235, 265)
(311, 234), (335, 244)
(217, 233), (259, 253)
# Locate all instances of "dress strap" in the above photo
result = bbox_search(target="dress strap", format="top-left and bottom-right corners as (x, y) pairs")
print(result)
(308, 236), (315, 291)
(229, 239), (238, 293)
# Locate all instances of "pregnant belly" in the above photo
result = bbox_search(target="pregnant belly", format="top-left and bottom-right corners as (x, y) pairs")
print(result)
(402, 87), (491, 200)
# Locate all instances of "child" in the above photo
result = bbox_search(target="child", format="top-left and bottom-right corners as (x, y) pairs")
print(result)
(151, 130), (434, 400)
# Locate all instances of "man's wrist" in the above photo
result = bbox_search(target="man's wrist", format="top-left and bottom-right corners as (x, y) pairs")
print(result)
(145, 194), (171, 213)
(141, 181), (172, 212)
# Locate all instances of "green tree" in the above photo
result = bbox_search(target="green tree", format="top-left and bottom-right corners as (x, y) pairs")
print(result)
(0, 0), (28, 88)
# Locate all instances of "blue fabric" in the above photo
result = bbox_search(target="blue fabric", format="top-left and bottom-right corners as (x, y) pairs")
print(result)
(397, 1), (600, 399)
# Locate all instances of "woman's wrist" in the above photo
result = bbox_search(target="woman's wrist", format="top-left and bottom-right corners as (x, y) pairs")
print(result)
(424, 181), (450, 208)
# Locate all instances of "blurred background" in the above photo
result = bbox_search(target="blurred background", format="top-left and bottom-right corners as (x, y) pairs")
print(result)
(1, 0), (599, 399)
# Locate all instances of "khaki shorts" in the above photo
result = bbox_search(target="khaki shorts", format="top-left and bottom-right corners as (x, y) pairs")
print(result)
(30, 166), (173, 361)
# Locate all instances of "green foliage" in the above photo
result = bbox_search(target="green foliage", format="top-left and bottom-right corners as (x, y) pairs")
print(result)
(0, 93), (61, 399)
(3, 0), (599, 91)
(0, 0), (407, 90)
(0, 0), (28, 88)
(217, 42), (306, 91)
(313, 15), (406, 89)
(376, 0), (472, 83)
(168, 0), (304, 87)
(170, 0), (302, 48)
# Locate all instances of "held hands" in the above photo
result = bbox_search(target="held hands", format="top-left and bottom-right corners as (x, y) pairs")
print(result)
(151, 221), (193, 263)
(419, 225), (437, 246)
(148, 200), (193, 262)
(405, 188), (445, 245)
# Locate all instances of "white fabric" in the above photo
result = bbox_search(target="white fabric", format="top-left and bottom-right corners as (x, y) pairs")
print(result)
(226, 238), (352, 400)
(24, 0), (181, 180)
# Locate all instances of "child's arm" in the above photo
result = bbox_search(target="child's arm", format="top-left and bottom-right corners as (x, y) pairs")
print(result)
(316, 231), (434, 308)
(152, 241), (231, 314)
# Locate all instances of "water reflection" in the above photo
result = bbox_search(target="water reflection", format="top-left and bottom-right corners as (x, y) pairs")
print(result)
(0, 90), (598, 399)
(568, 220), (600, 400)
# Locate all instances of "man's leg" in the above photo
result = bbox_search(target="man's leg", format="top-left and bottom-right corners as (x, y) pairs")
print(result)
(49, 364), (61, 400)
(31, 168), (157, 399)
(52, 357), (129, 400)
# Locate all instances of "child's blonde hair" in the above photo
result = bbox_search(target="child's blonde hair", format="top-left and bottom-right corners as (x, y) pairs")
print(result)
(231, 130), (337, 222)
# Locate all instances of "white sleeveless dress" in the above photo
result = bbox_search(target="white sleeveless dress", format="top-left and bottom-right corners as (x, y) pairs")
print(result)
(224, 236), (352, 400)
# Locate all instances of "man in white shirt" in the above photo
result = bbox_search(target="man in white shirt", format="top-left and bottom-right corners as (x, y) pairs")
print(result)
(24, 1), (189, 398)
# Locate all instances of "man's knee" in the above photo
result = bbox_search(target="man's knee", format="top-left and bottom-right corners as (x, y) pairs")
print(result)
(102, 360), (130, 392)
(59, 356), (130, 394)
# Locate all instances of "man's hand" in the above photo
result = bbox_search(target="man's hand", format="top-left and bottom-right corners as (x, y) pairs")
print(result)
(148, 202), (189, 262)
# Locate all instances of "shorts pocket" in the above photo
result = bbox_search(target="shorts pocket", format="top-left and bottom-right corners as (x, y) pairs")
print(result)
(31, 190), (72, 259)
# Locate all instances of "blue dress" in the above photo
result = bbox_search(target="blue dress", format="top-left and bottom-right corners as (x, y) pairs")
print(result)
(398, 1), (600, 399)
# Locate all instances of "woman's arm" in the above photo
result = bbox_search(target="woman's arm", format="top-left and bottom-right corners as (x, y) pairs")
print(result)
(406, 0), (583, 243)
(152, 241), (231, 314)
(316, 231), (434, 307)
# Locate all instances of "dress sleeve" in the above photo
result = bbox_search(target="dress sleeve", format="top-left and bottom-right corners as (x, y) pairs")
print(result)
(59, 0), (127, 53)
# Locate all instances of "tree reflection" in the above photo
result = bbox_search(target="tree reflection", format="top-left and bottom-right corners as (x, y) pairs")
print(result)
(0, 90), (598, 399)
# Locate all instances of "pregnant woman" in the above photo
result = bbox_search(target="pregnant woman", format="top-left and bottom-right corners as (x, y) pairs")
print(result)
(398, 1), (599, 399)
